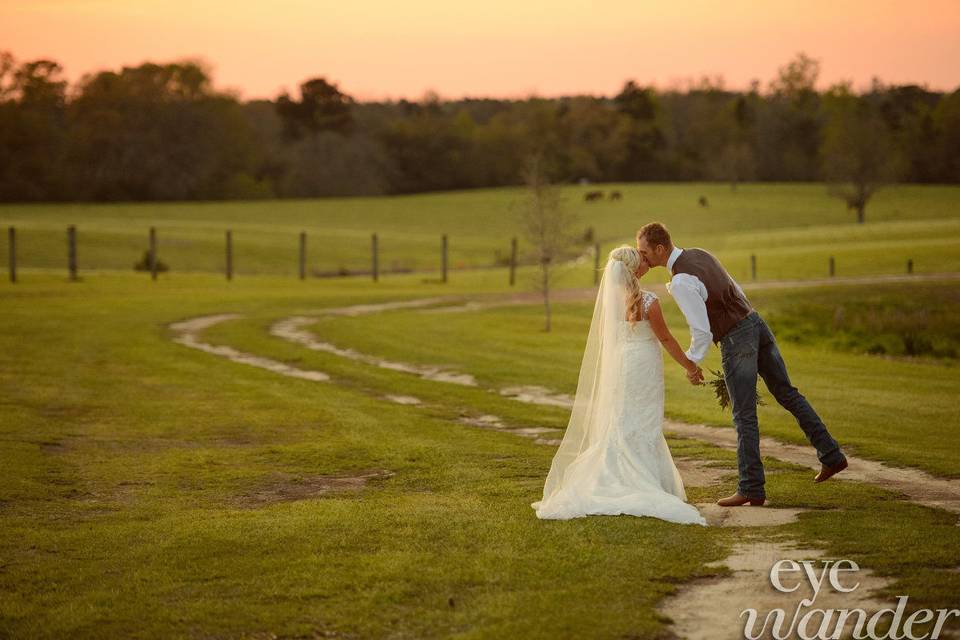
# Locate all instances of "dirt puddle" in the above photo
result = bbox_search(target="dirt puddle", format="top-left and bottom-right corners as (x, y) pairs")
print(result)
(455, 413), (563, 446)
(168, 314), (330, 382)
(270, 315), (477, 386)
(231, 468), (395, 509)
(312, 296), (454, 316)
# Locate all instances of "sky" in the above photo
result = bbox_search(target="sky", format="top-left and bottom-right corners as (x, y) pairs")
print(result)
(2, 0), (959, 102)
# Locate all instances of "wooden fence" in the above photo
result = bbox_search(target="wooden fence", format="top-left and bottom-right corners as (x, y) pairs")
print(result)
(3, 225), (921, 285)
(3, 225), (524, 285)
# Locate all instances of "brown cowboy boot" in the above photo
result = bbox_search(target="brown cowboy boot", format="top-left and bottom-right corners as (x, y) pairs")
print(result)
(814, 458), (848, 483)
(716, 492), (766, 507)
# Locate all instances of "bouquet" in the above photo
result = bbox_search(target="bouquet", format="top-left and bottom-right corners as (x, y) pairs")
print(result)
(704, 368), (765, 411)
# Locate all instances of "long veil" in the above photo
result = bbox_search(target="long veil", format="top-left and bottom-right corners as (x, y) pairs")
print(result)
(533, 258), (630, 506)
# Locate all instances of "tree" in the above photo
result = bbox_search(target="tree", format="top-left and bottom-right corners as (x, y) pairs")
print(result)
(821, 82), (901, 223)
(377, 102), (480, 193)
(867, 82), (941, 182)
(276, 77), (354, 140)
(276, 130), (389, 197)
(717, 94), (759, 190)
(0, 51), (15, 102)
(516, 153), (580, 332)
(614, 80), (667, 181)
(1, 50), (958, 202)
(555, 96), (630, 182)
(760, 52), (824, 180)
(615, 80), (657, 121)
(66, 59), (258, 200)
(769, 52), (820, 102)
(0, 52), (70, 200)
(930, 90), (960, 183)
(710, 141), (757, 190)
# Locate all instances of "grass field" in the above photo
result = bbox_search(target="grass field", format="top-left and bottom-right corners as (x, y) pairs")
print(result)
(2, 184), (959, 637)
(1, 183), (959, 281)
(2, 266), (959, 638)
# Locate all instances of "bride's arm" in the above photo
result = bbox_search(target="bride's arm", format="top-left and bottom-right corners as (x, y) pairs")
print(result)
(646, 299), (699, 375)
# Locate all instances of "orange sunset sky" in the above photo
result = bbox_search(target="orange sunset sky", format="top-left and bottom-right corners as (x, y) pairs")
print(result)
(2, 0), (959, 101)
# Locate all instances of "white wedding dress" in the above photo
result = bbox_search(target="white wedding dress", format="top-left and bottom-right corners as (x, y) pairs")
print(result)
(531, 260), (706, 525)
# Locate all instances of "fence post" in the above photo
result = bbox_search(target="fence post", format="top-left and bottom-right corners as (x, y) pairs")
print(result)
(750, 254), (756, 281)
(829, 256), (835, 278)
(371, 233), (378, 282)
(8, 226), (15, 283)
(149, 226), (157, 281)
(441, 234), (448, 283)
(594, 242), (601, 285)
(299, 231), (306, 280)
(225, 229), (233, 281)
(509, 236), (517, 286)
(67, 225), (77, 281)
(907, 258), (913, 275)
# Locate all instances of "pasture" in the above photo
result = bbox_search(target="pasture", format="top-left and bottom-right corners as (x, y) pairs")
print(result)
(1, 183), (959, 281)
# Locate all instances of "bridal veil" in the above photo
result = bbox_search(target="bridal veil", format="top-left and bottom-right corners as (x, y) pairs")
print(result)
(535, 257), (632, 503)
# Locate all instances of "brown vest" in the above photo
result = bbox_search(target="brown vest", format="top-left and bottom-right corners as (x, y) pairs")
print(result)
(671, 248), (753, 342)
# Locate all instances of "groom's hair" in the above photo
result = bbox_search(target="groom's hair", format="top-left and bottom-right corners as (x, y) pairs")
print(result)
(637, 222), (672, 250)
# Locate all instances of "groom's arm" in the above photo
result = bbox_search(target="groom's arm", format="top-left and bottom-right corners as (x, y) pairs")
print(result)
(668, 274), (712, 364)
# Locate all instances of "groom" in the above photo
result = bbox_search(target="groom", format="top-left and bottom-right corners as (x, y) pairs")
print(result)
(636, 222), (848, 507)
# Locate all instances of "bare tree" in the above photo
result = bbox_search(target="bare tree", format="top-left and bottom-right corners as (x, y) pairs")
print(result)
(821, 82), (901, 223)
(516, 153), (580, 332)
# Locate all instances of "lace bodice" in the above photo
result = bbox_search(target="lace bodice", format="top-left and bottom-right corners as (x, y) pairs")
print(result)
(628, 290), (657, 320)
(619, 290), (658, 342)
(636, 290), (658, 319)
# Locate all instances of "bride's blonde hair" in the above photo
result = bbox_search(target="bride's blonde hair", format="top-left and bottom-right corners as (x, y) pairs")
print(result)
(607, 245), (644, 324)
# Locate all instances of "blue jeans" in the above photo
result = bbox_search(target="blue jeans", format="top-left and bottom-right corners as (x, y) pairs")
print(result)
(719, 311), (846, 499)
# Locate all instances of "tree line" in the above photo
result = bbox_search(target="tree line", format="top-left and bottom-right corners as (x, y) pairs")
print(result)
(1, 51), (958, 203)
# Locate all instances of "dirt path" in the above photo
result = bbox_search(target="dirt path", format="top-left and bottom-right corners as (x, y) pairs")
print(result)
(270, 314), (478, 386)
(168, 314), (330, 382)
(659, 540), (897, 640)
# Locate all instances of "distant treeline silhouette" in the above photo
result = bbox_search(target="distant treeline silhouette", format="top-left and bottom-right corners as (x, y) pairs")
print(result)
(0, 51), (957, 202)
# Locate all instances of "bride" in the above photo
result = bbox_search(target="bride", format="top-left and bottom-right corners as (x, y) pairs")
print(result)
(531, 246), (707, 525)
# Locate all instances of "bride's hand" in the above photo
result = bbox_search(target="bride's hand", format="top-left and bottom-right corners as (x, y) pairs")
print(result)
(684, 362), (704, 385)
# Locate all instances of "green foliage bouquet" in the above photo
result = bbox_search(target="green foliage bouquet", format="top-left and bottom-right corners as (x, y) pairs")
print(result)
(705, 369), (765, 411)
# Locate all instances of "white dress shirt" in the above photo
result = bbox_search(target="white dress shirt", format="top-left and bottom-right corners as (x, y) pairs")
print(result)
(665, 247), (712, 364)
